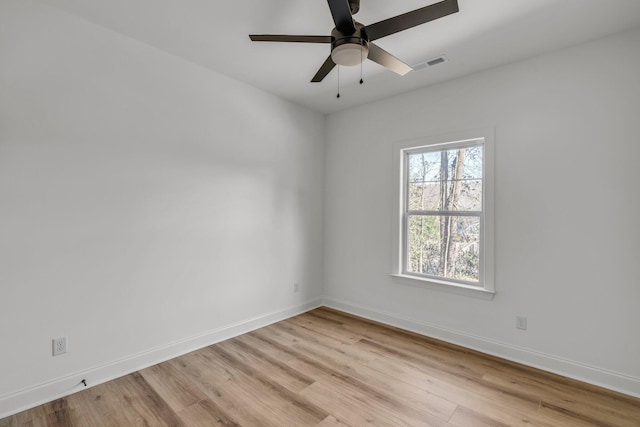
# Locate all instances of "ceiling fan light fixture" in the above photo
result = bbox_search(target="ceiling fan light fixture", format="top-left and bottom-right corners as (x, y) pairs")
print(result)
(331, 42), (369, 66)
(249, 0), (460, 82)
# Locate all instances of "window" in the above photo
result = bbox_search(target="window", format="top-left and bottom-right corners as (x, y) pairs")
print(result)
(392, 130), (494, 298)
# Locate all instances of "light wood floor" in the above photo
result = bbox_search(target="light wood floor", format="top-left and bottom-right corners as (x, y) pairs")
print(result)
(2, 307), (639, 426)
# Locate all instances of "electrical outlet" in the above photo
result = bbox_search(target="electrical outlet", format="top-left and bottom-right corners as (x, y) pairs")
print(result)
(52, 336), (68, 356)
(516, 316), (527, 331)
(293, 282), (300, 293)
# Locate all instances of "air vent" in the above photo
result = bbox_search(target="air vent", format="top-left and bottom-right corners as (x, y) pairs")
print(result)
(413, 54), (448, 71)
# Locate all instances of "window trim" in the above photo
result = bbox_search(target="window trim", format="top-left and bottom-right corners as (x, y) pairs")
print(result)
(391, 129), (495, 299)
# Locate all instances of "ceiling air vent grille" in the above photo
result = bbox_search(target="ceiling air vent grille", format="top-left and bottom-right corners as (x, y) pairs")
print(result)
(413, 55), (448, 71)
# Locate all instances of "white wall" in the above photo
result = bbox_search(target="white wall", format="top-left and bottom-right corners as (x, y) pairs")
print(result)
(0, 0), (324, 415)
(324, 28), (640, 396)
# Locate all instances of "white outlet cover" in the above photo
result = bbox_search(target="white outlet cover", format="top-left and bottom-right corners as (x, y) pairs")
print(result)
(52, 336), (68, 356)
(516, 316), (528, 330)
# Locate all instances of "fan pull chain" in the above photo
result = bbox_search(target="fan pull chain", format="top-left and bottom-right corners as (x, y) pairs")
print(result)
(360, 44), (364, 85)
(336, 65), (340, 98)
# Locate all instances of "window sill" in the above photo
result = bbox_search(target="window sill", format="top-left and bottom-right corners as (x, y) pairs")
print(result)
(390, 274), (495, 300)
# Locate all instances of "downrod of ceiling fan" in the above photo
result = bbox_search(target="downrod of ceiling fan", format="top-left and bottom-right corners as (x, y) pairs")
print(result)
(349, 0), (360, 15)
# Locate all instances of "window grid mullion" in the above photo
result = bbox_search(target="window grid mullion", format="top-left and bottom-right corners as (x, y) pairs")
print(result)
(406, 210), (482, 217)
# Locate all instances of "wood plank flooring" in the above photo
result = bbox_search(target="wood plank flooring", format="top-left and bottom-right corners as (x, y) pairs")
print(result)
(2, 307), (639, 426)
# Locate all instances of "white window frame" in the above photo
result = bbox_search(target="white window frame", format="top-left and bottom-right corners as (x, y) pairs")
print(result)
(391, 129), (495, 300)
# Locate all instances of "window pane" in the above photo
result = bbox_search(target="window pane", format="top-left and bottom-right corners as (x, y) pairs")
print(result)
(456, 179), (482, 211)
(408, 151), (441, 182)
(407, 215), (480, 283)
(407, 145), (483, 212)
(448, 145), (483, 180)
(408, 181), (441, 210)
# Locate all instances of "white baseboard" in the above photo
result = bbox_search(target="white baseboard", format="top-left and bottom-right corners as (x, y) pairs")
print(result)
(323, 297), (640, 398)
(0, 298), (323, 419)
(3, 296), (637, 419)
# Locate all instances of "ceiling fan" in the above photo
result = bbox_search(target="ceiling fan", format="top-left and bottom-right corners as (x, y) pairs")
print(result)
(249, 0), (459, 82)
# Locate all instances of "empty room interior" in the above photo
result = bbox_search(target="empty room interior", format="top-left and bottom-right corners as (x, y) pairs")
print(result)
(1, 0), (640, 425)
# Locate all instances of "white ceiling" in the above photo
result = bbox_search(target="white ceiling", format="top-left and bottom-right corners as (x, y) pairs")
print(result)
(38, 0), (640, 114)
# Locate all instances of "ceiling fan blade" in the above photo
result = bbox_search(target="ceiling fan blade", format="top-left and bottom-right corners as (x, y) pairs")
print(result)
(367, 43), (412, 76)
(363, 0), (459, 41)
(249, 35), (333, 43)
(327, 0), (356, 34)
(311, 56), (337, 82)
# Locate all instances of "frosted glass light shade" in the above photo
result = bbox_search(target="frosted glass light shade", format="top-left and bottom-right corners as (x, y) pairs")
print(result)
(331, 43), (369, 66)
